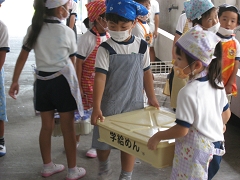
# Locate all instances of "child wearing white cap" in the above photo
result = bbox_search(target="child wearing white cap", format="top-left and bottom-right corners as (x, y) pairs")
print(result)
(148, 25), (231, 179)
(0, 0), (9, 158)
(9, 0), (86, 179)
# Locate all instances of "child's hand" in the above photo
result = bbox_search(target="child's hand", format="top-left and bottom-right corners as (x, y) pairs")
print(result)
(148, 98), (160, 109)
(147, 134), (161, 150)
(225, 84), (232, 95)
(91, 108), (104, 126)
(8, 82), (19, 99)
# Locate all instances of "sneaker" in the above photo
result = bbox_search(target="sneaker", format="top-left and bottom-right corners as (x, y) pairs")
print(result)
(0, 144), (6, 157)
(66, 167), (86, 180)
(86, 148), (97, 158)
(97, 170), (113, 180)
(41, 163), (65, 177)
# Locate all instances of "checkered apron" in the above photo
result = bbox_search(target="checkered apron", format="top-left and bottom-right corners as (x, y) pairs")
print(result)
(170, 127), (225, 180)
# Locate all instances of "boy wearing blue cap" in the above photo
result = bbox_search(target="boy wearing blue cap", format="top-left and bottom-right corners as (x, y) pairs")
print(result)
(0, 0), (9, 157)
(91, 0), (159, 179)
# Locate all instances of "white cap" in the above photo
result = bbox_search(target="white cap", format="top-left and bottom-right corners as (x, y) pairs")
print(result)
(45, 0), (69, 9)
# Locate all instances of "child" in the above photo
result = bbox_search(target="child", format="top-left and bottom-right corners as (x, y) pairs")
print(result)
(169, 0), (219, 111)
(132, 0), (152, 46)
(8, 0), (86, 179)
(147, 25), (231, 180)
(90, 0), (159, 179)
(185, 0), (220, 33)
(148, 0), (160, 61)
(76, 0), (109, 158)
(0, 0), (9, 157)
(66, 0), (78, 40)
(217, 4), (240, 98)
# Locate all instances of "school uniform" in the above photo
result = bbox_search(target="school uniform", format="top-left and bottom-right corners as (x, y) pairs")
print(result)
(92, 36), (150, 150)
(23, 18), (83, 115)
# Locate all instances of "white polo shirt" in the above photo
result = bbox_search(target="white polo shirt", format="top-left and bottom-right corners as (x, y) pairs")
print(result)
(23, 20), (77, 72)
(0, 20), (10, 53)
(149, 0), (160, 33)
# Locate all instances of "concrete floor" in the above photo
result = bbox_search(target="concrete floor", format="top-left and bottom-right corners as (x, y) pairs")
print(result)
(0, 36), (239, 180)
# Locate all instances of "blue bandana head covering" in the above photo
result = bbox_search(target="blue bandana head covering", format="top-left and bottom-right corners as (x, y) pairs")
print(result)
(106, 0), (148, 21)
(0, 0), (5, 4)
(184, 0), (214, 20)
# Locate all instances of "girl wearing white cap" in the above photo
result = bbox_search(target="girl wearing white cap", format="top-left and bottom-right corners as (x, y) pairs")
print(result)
(9, 0), (85, 179)
(148, 25), (231, 179)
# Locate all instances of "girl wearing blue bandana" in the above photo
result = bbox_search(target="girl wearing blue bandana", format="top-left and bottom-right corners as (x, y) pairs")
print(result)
(148, 26), (231, 180)
(91, 0), (159, 179)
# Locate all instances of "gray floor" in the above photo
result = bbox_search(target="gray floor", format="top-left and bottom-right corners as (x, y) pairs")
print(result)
(0, 36), (239, 180)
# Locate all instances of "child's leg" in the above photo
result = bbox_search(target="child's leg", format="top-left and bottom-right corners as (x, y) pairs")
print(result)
(39, 110), (55, 164)
(0, 120), (6, 157)
(59, 111), (76, 168)
(150, 47), (156, 62)
(119, 151), (135, 180)
(0, 120), (4, 138)
(208, 142), (223, 180)
(97, 149), (111, 173)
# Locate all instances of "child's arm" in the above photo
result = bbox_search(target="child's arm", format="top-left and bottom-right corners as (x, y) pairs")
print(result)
(147, 124), (189, 150)
(91, 72), (106, 125)
(153, 14), (159, 38)
(9, 49), (29, 99)
(76, 58), (84, 96)
(144, 69), (159, 108)
(222, 107), (231, 133)
(225, 60), (239, 94)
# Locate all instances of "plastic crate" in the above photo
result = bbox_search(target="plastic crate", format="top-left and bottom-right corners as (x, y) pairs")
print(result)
(97, 106), (176, 168)
(52, 110), (94, 137)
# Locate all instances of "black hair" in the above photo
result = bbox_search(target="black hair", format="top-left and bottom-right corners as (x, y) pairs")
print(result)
(134, 0), (149, 4)
(83, 17), (90, 29)
(192, 7), (217, 26)
(106, 13), (133, 24)
(175, 42), (223, 90)
(218, 5), (240, 25)
(25, 0), (46, 48)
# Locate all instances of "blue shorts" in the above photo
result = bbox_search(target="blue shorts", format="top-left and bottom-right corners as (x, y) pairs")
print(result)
(0, 68), (7, 122)
(35, 71), (77, 112)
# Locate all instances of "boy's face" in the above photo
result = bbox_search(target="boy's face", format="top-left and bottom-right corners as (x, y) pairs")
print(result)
(219, 11), (238, 30)
(107, 20), (135, 32)
(201, 8), (219, 29)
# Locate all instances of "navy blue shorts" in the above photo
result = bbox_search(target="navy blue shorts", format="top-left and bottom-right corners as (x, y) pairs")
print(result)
(35, 71), (77, 112)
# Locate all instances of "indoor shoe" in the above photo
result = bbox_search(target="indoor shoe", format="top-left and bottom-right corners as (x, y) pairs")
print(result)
(0, 144), (6, 157)
(41, 163), (65, 177)
(86, 148), (97, 158)
(66, 167), (86, 180)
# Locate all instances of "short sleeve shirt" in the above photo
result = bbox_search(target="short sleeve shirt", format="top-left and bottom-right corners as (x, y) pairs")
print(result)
(0, 20), (10, 53)
(149, 0), (160, 32)
(176, 13), (192, 35)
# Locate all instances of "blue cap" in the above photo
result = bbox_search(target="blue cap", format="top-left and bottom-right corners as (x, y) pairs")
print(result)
(106, 0), (148, 21)
(184, 0), (214, 20)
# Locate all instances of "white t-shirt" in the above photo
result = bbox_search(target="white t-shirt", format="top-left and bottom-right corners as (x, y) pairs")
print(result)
(175, 13), (192, 35)
(76, 29), (108, 60)
(132, 21), (150, 40)
(23, 21), (77, 72)
(0, 20), (9, 52)
(95, 36), (150, 72)
(149, 0), (160, 32)
(176, 78), (228, 142)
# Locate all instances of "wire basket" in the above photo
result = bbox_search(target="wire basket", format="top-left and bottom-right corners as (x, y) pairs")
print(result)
(145, 61), (173, 108)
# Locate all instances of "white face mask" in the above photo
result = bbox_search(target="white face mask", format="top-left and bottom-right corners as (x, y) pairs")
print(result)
(207, 22), (220, 34)
(61, 6), (70, 20)
(108, 29), (131, 42)
(218, 26), (234, 36)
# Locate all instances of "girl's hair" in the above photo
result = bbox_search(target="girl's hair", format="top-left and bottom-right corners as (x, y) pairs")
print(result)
(106, 13), (133, 24)
(26, 0), (46, 48)
(83, 17), (90, 29)
(175, 42), (223, 90)
(192, 7), (216, 26)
